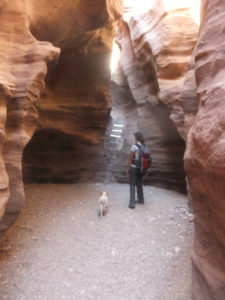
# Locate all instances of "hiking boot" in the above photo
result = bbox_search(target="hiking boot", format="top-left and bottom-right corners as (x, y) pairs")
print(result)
(135, 200), (144, 204)
(129, 202), (135, 209)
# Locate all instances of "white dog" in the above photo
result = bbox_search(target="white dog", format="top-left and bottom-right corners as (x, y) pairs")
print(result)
(99, 191), (109, 217)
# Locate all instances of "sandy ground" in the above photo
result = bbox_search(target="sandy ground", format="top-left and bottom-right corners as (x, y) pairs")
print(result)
(0, 183), (193, 300)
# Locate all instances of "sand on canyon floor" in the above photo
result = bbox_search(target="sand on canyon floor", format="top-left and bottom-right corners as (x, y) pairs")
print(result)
(0, 183), (193, 300)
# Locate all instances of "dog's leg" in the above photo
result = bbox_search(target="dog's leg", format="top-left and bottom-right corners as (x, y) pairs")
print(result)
(100, 204), (103, 218)
(103, 204), (107, 216)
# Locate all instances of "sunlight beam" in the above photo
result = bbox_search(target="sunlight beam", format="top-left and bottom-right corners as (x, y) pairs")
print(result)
(110, 39), (121, 74)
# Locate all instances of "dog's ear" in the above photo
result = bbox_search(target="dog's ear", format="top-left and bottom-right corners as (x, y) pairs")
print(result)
(99, 191), (103, 196)
(106, 192), (109, 197)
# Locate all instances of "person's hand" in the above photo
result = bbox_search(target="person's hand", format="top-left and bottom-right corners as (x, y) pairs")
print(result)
(126, 169), (130, 177)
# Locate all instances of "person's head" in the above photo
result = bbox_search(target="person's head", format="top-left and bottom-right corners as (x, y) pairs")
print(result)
(134, 131), (145, 145)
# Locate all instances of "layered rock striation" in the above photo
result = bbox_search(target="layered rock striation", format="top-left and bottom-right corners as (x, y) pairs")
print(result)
(111, 0), (199, 191)
(0, 0), (123, 234)
(0, 0), (60, 234)
(22, 0), (123, 184)
(1, 0), (225, 299)
(185, 0), (225, 298)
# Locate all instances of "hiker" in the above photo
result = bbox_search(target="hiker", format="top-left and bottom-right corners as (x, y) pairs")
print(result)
(126, 131), (146, 209)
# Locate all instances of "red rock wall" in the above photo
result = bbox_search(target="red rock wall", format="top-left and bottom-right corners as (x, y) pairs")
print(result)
(22, 1), (123, 184)
(0, 0), (123, 235)
(111, 0), (198, 191)
(1, 0), (224, 299)
(185, 0), (225, 298)
(0, 0), (60, 234)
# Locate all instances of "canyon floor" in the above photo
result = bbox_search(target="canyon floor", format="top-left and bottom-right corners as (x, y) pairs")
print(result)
(0, 183), (193, 300)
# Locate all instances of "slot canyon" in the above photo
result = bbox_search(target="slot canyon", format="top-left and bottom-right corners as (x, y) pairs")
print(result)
(0, 0), (224, 299)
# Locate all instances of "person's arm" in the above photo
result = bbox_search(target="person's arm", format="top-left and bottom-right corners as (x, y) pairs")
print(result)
(126, 151), (135, 176)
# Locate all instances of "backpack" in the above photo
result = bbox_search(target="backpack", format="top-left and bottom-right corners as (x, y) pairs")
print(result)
(135, 143), (152, 171)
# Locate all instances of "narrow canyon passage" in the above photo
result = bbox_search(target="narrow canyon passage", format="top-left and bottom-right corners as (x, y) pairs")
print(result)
(0, 183), (193, 300)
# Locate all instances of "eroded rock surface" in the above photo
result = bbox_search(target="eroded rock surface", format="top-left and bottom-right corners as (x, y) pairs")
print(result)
(111, 0), (198, 191)
(1, 1), (224, 299)
(0, 0), (123, 234)
(185, 0), (225, 298)
(0, 0), (60, 234)
(22, 0), (123, 184)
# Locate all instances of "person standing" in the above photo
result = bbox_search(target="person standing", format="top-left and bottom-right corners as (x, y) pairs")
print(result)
(126, 131), (145, 209)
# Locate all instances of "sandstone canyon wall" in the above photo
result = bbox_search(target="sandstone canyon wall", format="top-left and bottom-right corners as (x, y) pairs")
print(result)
(22, 0), (123, 184)
(111, 0), (199, 191)
(1, 0), (225, 299)
(0, 0), (60, 234)
(0, 0), (123, 235)
(184, 0), (225, 298)
(0, 0), (199, 235)
(22, 0), (196, 193)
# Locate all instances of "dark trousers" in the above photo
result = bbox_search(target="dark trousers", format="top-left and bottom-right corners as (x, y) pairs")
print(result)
(129, 167), (144, 205)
